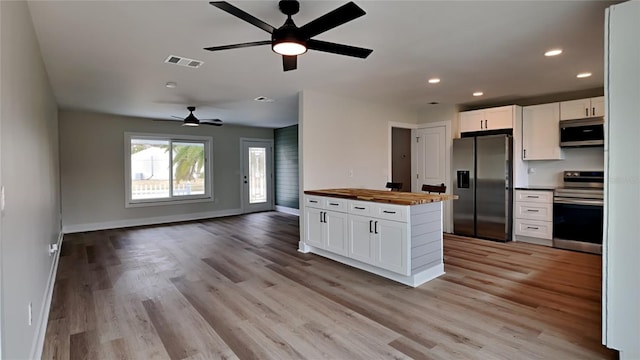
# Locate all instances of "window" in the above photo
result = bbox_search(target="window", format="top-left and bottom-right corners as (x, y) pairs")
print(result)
(125, 133), (212, 207)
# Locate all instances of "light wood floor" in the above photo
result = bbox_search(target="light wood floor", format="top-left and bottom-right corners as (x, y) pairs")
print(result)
(43, 212), (616, 360)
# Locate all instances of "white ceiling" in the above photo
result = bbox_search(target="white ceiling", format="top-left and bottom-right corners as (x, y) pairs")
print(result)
(27, 0), (615, 128)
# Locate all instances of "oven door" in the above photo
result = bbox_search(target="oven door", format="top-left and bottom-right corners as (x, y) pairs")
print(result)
(553, 198), (603, 254)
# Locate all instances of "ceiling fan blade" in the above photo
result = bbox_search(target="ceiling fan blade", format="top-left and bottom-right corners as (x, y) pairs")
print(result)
(299, 2), (365, 39)
(200, 121), (224, 126)
(283, 55), (297, 71)
(307, 39), (372, 58)
(209, 2), (275, 34)
(204, 40), (271, 52)
(171, 116), (184, 119)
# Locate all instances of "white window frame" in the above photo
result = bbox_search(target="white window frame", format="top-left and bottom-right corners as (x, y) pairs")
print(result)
(124, 132), (213, 208)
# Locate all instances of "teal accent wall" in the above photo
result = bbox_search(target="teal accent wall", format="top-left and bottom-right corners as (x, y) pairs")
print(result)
(274, 125), (299, 209)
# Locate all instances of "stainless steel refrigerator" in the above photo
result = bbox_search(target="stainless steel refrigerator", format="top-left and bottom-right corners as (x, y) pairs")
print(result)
(452, 134), (513, 242)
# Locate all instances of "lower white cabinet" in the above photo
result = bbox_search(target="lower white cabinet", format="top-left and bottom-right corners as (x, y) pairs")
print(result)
(348, 215), (408, 275)
(374, 219), (408, 275)
(304, 201), (348, 256)
(302, 195), (444, 287)
(514, 189), (553, 246)
(348, 214), (376, 264)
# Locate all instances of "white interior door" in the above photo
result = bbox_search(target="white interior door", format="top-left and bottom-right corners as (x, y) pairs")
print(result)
(241, 139), (273, 213)
(414, 123), (452, 233)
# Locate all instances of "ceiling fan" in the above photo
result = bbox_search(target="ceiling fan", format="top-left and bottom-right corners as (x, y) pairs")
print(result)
(169, 106), (223, 127)
(204, 0), (373, 71)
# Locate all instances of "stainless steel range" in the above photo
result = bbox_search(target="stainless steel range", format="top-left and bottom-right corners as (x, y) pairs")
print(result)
(553, 171), (604, 254)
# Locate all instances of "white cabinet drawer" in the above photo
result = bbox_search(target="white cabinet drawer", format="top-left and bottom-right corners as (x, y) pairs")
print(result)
(514, 218), (553, 240)
(305, 196), (323, 208)
(304, 196), (348, 212)
(324, 198), (348, 212)
(515, 201), (553, 222)
(371, 203), (408, 223)
(349, 200), (372, 216)
(515, 190), (553, 204)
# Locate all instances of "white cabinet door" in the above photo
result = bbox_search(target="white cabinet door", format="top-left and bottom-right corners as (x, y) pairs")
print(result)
(560, 97), (605, 119)
(485, 106), (514, 130)
(522, 103), (564, 160)
(374, 219), (409, 275)
(459, 110), (485, 133)
(460, 106), (514, 134)
(305, 207), (324, 248)
(591, 96), (605, 117)
(325, 211), (348, 256)
(348, 215), (375, 265)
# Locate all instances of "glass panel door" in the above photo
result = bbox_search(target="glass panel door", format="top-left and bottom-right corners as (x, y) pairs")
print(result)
(242, 139), (273, 213)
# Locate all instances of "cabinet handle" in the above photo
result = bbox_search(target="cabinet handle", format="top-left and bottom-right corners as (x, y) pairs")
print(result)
(484, 119), (488, 129)
(309, 200), (318, 203)
(480, 120), (483, 129)
(369, 220), (373, 233)
(526, 226), (539, 230)
(585, 108), (589, 117)
(526, 209), (540, 212)
(592, 107), (595, 116)
(526, 195), (539, 199)
(374, 221), (379, 234)
(355, 206), (366, 210)
(323, 212), (327, 223)
(329, 202), (339, 206)
(523, 149), (526, 159)
(320, 211), (324, 223)
(383, 210), (396, 214)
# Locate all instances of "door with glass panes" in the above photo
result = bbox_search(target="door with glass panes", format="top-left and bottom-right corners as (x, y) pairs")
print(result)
(241, 139), (273, 213)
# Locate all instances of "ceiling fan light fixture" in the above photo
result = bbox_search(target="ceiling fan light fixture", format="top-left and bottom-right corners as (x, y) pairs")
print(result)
(273, 41), (307, 56)
(182, 112), (200, 126)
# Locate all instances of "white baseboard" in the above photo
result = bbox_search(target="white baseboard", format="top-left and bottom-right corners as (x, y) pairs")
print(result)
(308, 246), (445, 288)
(62, 208), (243, 233)
(275, 205), (299, 216)
(30, 231), (64, 360)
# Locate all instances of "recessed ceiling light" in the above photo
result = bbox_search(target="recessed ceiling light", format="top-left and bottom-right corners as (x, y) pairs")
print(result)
(428, 78), (441, 84)
(473, 92), (484, 97)
(544, 49), (563, 57)
(577, 72), (592, 78)
(165, 82), (177, 88)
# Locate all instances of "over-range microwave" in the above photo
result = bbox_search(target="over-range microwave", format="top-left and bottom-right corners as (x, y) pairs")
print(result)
(559, 117), (605, 147)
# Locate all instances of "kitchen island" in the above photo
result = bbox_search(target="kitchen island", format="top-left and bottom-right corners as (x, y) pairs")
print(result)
(299, 188), (456, 287)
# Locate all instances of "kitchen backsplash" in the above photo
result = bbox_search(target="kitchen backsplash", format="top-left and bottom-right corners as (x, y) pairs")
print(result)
(527, 147), (604, 187)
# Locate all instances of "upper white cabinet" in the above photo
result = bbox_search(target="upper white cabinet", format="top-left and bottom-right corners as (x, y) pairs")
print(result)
(522, 103), (564, 160)
(459, 105), (514, 133)
(560, 96), (605, 120)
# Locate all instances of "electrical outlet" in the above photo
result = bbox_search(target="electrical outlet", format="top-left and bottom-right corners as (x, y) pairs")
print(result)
(28, 302), (32, 326)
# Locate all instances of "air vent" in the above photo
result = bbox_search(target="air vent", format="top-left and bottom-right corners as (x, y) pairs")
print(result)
(164, 55), (204, 68)
(254, 96), (275, 103)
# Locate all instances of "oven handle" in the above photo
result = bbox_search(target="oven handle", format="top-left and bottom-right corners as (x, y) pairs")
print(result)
(554, 198), (603, 206)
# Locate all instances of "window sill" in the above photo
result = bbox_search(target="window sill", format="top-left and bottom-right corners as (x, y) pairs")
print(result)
(125, 196), (214, 208)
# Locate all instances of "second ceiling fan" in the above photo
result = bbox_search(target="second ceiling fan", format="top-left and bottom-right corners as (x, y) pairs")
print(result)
(204, 0), (373, 71)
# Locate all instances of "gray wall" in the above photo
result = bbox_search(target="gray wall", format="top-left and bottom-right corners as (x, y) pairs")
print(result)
(274, 125), (299, 209)
(59, 110), (273, 231)
(1, 2), (61, 358)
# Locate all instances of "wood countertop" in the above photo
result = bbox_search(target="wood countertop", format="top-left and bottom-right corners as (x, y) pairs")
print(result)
(304, 188), (457, 205)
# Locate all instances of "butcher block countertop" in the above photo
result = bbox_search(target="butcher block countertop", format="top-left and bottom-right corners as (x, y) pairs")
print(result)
(304, 188), (457, 205)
